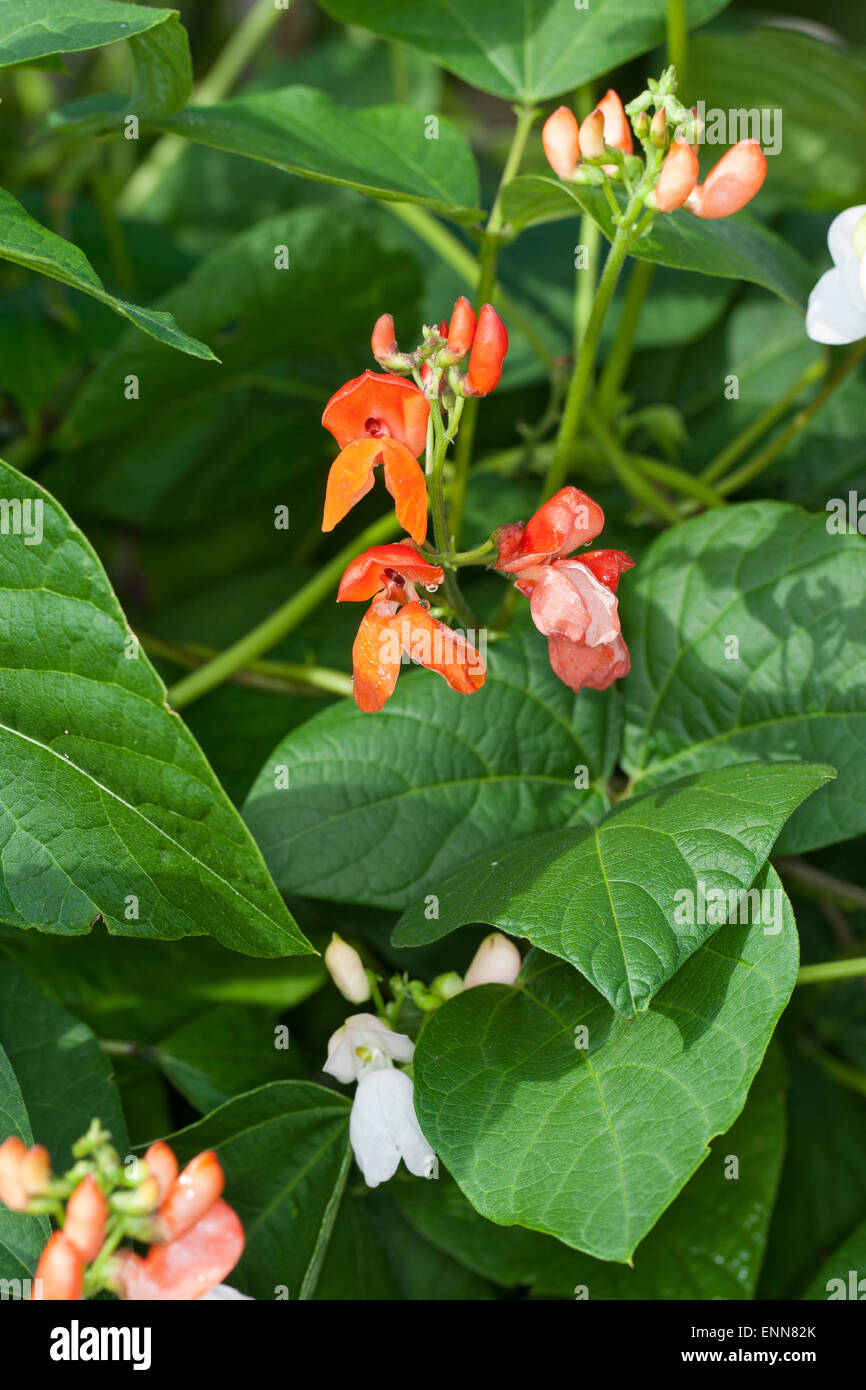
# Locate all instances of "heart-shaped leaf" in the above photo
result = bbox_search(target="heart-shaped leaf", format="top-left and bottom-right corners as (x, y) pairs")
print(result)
(500, 177), (813, 309)
(0, 188), (214, 357)
(161, 89), (482, 222)
(0, 459), (311, 958)
(397, 1043), (786, 1298)
(394, 761), (829, 1015)
(414, 873), (797, 1262)
(0, 0), (179, 68)
(243, 629), (622, 911)
(319, 0), (731, 103)
(160, 1081), (352, 1300)
(622, 502), (866, 854)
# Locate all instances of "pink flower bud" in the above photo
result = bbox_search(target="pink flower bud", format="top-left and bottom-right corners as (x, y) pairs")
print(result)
(597, 89), (633, 155)
(686, 140), (767, 219)
(371, 313), (398, 362)
(542, 106), (580, 179)
(649, 108), (668, 149)
(32, 1232), (83, 1300)
(0, 1136), (29, 1210)
(65, 1175), (108, 1263)
(654, 139), (700, 212)
(578, 109), (606, 160)
(325, 932), (371, 1004)
(464, 933), (522, 988)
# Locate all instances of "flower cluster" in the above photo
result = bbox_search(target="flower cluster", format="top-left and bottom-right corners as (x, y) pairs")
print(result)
(496, 487), (633, 691)
(321, 299), (508, 713)
(542, 70), (767, 220)
(323, 931), (521, 1187)
(0, 1122), (245, 1300)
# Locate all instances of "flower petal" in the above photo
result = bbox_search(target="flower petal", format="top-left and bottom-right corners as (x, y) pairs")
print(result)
(597, 88), (633, 155)
(498, 486), (605, 571)
(555, 560), (621, 645)
(527, 565), (592, 643)
(381, 438), (429, 543)
(687, 139), (767, 219)
(351, 599), (402, 713)
(827, 204), (866, 304)
(322, 370), (429, 455)
(394, 602), (486, 695)
(323, 1013), (415, 1084)
(578, 548), (635, 591)
(322, 437), (379, 533)
(349, 1069), (435, 1188)
(806, 267), (866, 346)
(116, 1201), (245, 1301)
(338, 545), (443, 603)
(548, 633), (630, 692)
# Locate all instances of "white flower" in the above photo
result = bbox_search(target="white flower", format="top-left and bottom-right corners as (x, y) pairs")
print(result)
(199, 1284), (253, 1300)
(324, 932), (371, 1004)
(464, 932), (522, 988)
(349, 1068), (436, 1188)
(322, 1013), (415, 1084)
(806, 205), (866, 344)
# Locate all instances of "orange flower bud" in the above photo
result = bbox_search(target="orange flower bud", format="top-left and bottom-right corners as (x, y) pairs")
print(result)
(143, 1140), (179, 1204)
(542, 106), (580, 179)
(655, 139), (699, 212)
(0, 1136), (29, 1211)
(597, 89), (633, 155)
(32, 1232), (83, 1300)
(686, 140), (767, 219)
(578, 109), (606, 160)
(371, 313), (398, 363)
(466, 304), (508, 395)
(21, 1144), (51, 1196)
(154, 1150), (224, 1243)
(446, 296), (477, 359)
(64, 1175), (108, 1263)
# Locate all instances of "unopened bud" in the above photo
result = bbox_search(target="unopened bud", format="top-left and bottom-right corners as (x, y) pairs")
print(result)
(465, 304), (508, 396)
(431, 971), (464, 1002)
(111, 1174), (161, 1214)
(542, 106), (580, 180)
(0, 1136), (29, 1211)
(65, 1175), (108, 1262)
(325, 933), (371, 1004)
(578, 109), (606, 160)
(21, 1144), (51, 1196)
(32, 1231), (83, 1301)
(633, 110), (650, 141)
(464, 933), (522, 988)
(444, 295), (477, 362)
(649, 108), (668, 148)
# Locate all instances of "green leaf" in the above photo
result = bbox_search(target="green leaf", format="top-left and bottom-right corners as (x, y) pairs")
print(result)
(688, 28), (866, 212)
(48, 10), (192, 130)
(0, 188), (214, 357)
(0, 1044), (50, 1286)
(0, 459), (311, 958)
(158, 1081), (351, 1300)
(414, 871), (797, 1262)
(759, 1056), (866, 1297)
(622, 502), (866, 854)
(0, 923), (325, 1044)
(394, 762), (829, 1016)
(0, 0), (180, 68)
(397, 1044), (787, 1298)
(243, 628), (622, 912)
(0, 952), (127, 1163)
(802, 1219), (866, 1300)
(155, 1005), (303, 1114)
(500, 177), (813, 309)
(160, 88), (482, 221)
(318, 0), (731, 103)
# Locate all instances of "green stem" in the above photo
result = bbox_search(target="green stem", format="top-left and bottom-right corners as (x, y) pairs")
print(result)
(429, 404), (476, 626)
(801, 1042), (866, 1100)
(384, 203), (553, 368)
(583, 403), (682, 524)
(299, 1141), (354, 1300)
(118, 0), (285, 216)
(448, 103), (539, 543)
(543, 193), (649, 500)
(666, 0), (688, 88)
(574, 213), (601, 357)
(630, 453), (725, 509)
(776, 857), (866, 913)
(167, 513), (398, 710)
(596, 258), (655, 418)
(715, 340), (866, 497)
(700, 357), (826, 485)
(140, 634), (353, 698)
(797, 958), (866, 986)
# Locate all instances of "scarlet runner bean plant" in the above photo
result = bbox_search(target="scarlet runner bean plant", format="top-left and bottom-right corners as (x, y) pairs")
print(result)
(0, 0), (864, 1327)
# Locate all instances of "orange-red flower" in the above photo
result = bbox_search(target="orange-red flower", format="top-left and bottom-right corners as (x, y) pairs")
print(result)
(465, 305), (509, 396)
(338, 544), (486, 712)
(113, 1200), (244, 1302)
(322, 371), (429, 543)
(496, 487), (633, 693)
(544, 89), (632, 180)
